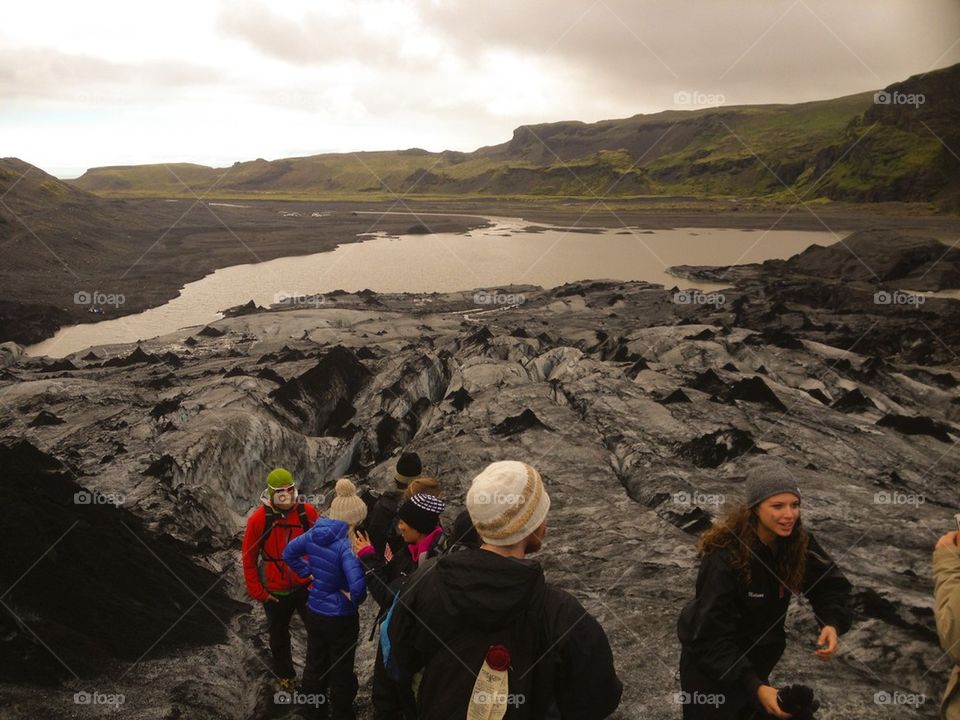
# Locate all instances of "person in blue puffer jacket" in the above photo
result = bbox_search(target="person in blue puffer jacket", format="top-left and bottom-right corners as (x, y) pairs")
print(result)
(283, 478), (369, 720)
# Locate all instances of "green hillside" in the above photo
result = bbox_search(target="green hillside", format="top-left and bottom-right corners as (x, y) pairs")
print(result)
(72, 64), (960, 209)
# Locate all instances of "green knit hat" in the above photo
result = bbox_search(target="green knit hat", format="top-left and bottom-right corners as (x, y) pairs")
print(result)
(266, 468), (295, 496)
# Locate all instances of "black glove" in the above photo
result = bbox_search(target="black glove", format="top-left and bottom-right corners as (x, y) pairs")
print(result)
(777, 684), (820, 719)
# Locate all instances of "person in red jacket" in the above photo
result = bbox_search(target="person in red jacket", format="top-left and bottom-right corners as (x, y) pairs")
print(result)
(242, 468), (319, 691)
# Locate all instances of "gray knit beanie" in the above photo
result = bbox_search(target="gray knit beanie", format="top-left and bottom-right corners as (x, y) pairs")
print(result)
(745, 459), (802, 507)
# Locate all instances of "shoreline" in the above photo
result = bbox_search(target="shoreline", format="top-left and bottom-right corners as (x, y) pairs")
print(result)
(4, 199), (959, 348)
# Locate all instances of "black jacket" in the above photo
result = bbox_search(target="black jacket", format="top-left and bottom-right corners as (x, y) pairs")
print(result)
(677, 531), (852, 699)
(388, 548), (623, 719)
(366, 489), (404, 557)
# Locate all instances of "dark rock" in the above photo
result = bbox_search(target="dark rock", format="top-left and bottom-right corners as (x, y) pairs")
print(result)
(446, 387), (474, 411)
(158, 351), (183, 369)
(356, 346), (379, 360)
(659, 389), (692, 404)
(0, 440), (244, 682)
(269, 346), (373, 435)
(40, 358), (77, 372)
(223, 365), (248, 377)
(491, 409), (552, 436)
(197, 325), (225, 338)
(29, 410), (65, 427)
(806, 388), (832, 405)
(183, 336), (198, 347)
(744, 328), (805, 350)
(877, 414), (954, 443)
(255, 367), (286, 385)
(729, 377), (788, 412)
(143, 454), (177, 481)
(221, 299), (265, 318)
(686, 369), (727, 395)
(149, 397), (182, 419)
(685, 328), (716, 341)
(146, 373), (177, 390)
(831, 388), (877, 413)
(81, 351), (100, 361)
(624, 358), (650, 380)
(678, 427), (761, 468)
(101, 346), (160, 367)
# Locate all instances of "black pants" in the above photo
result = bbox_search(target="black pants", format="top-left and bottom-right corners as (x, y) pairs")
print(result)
(263, 587), (310, 679)
(372, 640), (417, 720)
(679, 651), (764, 720)
(302, 611), (361, 720)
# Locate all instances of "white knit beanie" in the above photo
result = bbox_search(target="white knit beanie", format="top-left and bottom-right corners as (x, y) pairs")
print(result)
(327, 478), (368, 527)
(466, 461), (550, 547)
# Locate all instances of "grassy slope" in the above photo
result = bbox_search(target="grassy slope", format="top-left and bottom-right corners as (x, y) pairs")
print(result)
(71, 65), (960, 207)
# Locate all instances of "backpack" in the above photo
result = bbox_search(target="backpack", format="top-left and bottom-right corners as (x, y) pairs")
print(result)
(258, 501), (312, 565)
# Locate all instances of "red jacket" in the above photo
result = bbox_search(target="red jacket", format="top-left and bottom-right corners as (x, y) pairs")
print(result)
(242, 498), (319, 602)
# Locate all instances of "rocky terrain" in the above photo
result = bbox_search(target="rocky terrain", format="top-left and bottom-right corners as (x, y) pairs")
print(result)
(1, 231), (959, 719)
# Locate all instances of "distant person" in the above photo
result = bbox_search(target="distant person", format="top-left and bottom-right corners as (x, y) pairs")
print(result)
(677, 460), (852, 719)
(388, 461), (623, 719)
(354, 492), (446, 720)
(934, 528), (960, 719)
(283, 478), (368, 720)
(365, 452), (423, 557)
(241, 468), (318, 692)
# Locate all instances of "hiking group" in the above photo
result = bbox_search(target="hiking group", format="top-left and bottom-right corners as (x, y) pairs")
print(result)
(242, 453), (960, 720)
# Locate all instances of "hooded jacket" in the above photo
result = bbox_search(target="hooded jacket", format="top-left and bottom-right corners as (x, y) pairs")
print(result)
(241, 493), (318, 602)
(934, 545), (960, 720)
(387, 548), (623, 719)
(282, 518), (367, 616)
(678, 531), (852, 702)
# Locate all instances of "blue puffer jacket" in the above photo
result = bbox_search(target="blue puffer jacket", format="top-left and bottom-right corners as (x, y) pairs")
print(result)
(282, 519), (367, 616)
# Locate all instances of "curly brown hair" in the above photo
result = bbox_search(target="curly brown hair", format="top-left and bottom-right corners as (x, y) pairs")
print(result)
(697, 503), (809, 593)
(404, 476), (442, 500)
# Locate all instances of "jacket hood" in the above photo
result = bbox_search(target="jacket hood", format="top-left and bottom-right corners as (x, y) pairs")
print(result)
(434, 548), (545, 628)
(308, 518), (349, 546)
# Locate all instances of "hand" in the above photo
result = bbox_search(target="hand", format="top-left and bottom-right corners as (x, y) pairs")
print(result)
(757, 685), (791, 719)
(936, 532), (959, 550)
(263, 594), (279, 603)
(352, 529), (372, 555)
(814, 625), (839, 660)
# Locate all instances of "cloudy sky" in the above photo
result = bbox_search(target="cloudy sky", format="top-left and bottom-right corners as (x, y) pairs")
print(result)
(2, 0), (958, 178)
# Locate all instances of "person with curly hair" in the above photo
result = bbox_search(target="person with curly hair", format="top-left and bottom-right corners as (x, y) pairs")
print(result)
(677, 460), (852, 719)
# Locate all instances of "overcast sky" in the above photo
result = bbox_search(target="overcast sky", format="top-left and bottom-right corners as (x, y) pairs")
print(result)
(2, 0), (958, 178)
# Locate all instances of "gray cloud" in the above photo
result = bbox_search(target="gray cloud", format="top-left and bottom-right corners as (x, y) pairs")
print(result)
(0, 46), (226, 104)
(419, 0), (960, 107)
